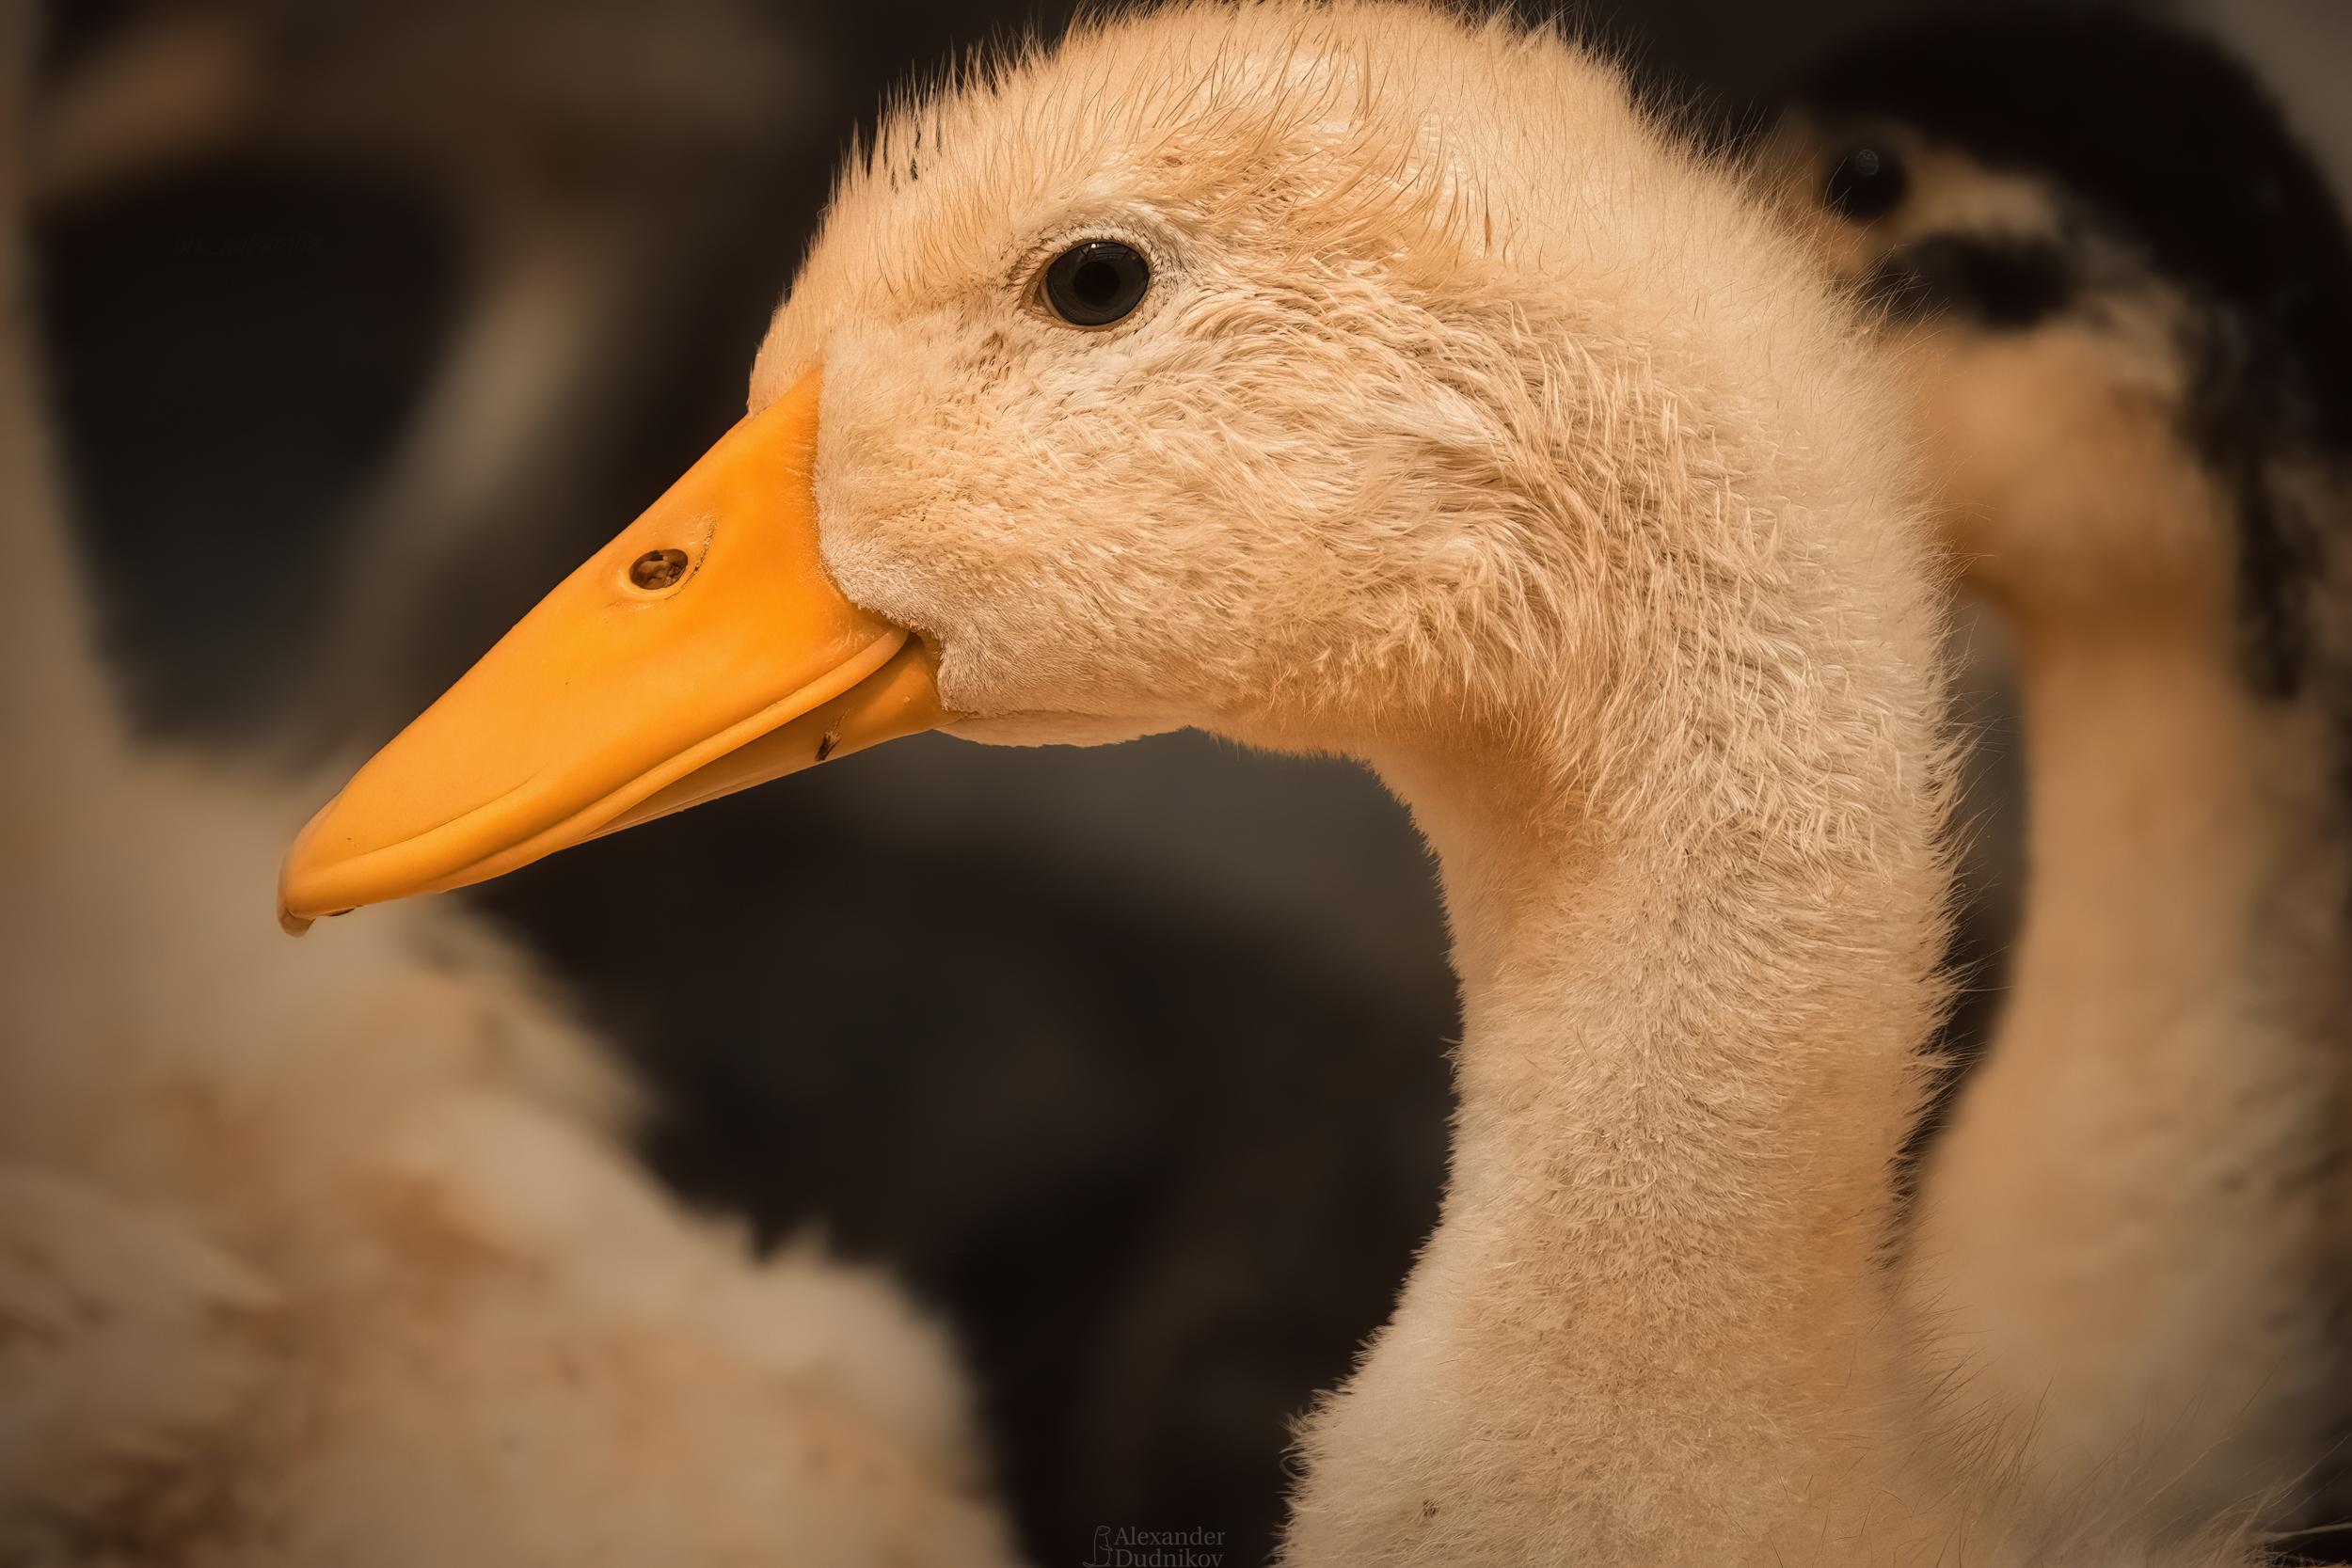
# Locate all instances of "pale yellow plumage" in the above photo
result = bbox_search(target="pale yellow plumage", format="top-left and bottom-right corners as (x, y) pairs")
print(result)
(295, 2), (2263, 1559)
(0, 10), (1017, 1561)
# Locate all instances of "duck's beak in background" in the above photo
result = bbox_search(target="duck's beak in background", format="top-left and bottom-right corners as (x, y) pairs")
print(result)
(277, 368), (955, 934)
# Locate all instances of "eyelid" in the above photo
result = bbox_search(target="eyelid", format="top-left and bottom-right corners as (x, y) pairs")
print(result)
(1011, 221), (1171, 297)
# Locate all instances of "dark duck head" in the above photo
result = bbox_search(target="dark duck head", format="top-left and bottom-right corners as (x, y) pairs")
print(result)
(1775, 11), (2352, 710)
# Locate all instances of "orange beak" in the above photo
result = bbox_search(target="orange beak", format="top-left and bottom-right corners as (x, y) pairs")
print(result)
(277, 369), (955, 934)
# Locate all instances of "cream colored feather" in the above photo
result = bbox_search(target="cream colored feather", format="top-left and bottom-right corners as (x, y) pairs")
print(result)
(736, 4), (2261, 1560)
(0, 8), (1017, 1559)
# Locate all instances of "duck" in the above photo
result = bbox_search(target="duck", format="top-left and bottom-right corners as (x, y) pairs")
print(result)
(0, 24), (1018, 1564)
(30, 0), (803, 745)
(280, 3), (2287, 1560)
(1772, 12), (2352, 1545)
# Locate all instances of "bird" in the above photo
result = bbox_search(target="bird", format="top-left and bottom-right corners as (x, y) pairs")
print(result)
(1772, 12), (2352, 1547)
(0, 19), (1019, 1564)
(278, 3), (2297, 1559)
(29, 0), (805, 747)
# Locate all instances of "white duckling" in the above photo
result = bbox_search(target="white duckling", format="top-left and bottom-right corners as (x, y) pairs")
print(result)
(0, 20), (1014, 1562)
(280, 4), (2277, 1561)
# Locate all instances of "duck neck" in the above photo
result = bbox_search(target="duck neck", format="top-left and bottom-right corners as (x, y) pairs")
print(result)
(0, 55), (125, 807)
(1915, 603), (2348, 1521)
(2002, 617), (2343, 1023)
(1396, 737), (1921, 1391)
(1287, 720), (1943, 1560)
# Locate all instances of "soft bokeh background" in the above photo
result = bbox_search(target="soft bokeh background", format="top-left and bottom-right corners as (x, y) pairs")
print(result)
(25, 1), (2349, 1561)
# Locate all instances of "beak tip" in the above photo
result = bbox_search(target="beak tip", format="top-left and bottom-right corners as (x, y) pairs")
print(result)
(278, 800), (336, 936)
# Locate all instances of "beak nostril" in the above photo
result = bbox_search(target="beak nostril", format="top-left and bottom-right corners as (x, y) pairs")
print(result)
(629, 548), (691, 592)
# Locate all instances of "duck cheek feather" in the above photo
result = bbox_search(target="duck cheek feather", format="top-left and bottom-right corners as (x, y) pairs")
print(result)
(275, 368), (959, 934)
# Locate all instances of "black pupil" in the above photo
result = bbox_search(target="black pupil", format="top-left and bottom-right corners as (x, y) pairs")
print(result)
(1045, 240), (1148, 325)
(1825, 144), (1909, 223)
(1073, 260), (1120, 306)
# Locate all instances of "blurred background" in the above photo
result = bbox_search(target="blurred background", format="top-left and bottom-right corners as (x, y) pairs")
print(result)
(23, 0), (2350, 1561)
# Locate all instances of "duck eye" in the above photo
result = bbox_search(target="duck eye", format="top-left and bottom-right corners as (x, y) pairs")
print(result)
(1825, 145), (1909, 222)
(1041, 240), (1150, 326)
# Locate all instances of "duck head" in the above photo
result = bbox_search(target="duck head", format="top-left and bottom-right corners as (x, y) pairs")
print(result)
(1772, 114), (2235, 652)
(279, 2), (1854, 932)
(1772, 14), (2352, 678)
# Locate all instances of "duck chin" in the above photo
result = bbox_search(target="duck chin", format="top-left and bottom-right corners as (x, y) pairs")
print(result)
(946, 712), (1182, 750)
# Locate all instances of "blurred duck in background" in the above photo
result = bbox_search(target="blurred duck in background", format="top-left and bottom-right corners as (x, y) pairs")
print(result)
(30, 0), (814, 746)
(0, 4), (1022, 1562)
(1775, 11), (2352, 1550)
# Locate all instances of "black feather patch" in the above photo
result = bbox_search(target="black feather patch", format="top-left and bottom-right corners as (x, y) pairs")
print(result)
(1801, 10), (2352, 703)
(1867, 234), (2074, 332)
